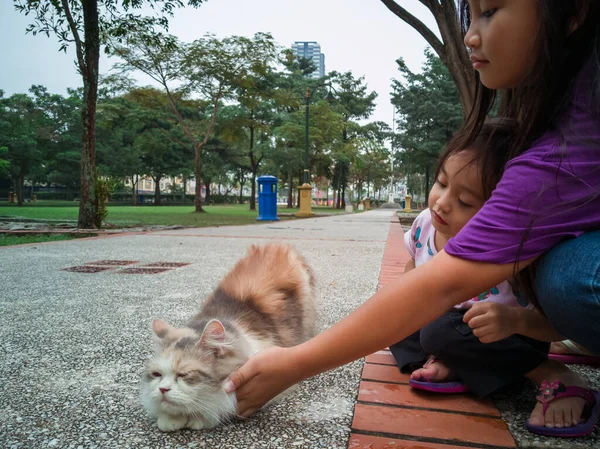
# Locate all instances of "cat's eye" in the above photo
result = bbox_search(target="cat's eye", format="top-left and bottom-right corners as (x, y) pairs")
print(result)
(177, 372), (188, 379)
(151, 371), (162, 378)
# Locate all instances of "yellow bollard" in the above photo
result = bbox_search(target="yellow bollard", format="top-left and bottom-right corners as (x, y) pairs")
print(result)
(296, 184), (314, 218)
(403, 195), (413, 212)
(365, 198), (371, 209)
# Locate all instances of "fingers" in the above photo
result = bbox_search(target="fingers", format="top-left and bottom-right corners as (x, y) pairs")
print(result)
(463, 303), (486, 322)
(466, 314), (488, 330)
(224, 368), (248, 393)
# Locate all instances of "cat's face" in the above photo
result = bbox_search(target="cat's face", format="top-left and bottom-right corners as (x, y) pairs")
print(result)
(140, 319), (245, 424)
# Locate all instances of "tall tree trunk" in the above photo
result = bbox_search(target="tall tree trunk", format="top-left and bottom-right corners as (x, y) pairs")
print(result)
(247, 119), (263, 212)
(287, 171), (293, 208)
(425, 165), (431, 199)
(17, 174), (24, 207)
(239, 180), (245, 204)
(248, 123), (256, 211)
(76, 0), (99, 228)
(204, 178), (211, 204)
(193, 143), (204, 212)
(153, 175), (162, 205)
(379, 0), (474, 113)
(332, 190), (337, 209)
(182, 176), (187, 204)
(250, 172), (257, 211)
(132, 175), (137, 204)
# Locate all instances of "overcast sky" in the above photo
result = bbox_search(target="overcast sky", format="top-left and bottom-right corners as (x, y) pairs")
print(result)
(0, 0), (439, 127)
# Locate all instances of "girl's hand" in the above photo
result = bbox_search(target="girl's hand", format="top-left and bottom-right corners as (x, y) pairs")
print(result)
(463, 302), (519, 343)
(224, 346), (304, 418)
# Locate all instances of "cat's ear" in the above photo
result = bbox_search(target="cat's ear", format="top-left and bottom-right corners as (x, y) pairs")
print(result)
(198, 320), (227, 351)
(152, 319), (173, 339)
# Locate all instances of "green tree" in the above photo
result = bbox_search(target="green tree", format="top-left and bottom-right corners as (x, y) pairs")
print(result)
(114, 32), (277, 212)
(379, 0), (474, 112)
(14, 0), (206, 227)
(350, 122), (392, 200)
(0, 91), (47, 205)
(391, 49), (463, 196)
(35, 87), (83, 197)
(0, 146), (9, 178)
(328, 71), (378, 208)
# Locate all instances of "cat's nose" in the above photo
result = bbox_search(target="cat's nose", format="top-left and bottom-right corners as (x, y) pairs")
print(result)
(159, 387), (170, 395)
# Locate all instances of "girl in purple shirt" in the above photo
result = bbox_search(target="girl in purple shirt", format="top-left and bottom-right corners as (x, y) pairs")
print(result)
(225, 0), (600, 438)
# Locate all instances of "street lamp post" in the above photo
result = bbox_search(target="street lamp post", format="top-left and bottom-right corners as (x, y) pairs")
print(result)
(296, 84), (335, 218)
(303, 87), (310, 185)
(296, 87), (314, 218)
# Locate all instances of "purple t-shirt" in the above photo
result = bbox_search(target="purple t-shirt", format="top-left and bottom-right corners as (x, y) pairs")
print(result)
(445, 65), (600, 264)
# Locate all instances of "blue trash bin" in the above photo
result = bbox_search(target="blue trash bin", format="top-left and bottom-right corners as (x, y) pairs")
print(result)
(256, 175), (280, 221)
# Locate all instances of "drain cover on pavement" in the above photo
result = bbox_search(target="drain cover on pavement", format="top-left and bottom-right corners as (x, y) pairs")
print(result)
(84, 260), (138, 266)
(142, 262), (190, 268)
(118, 267), (172, 274)
(62, 266), (113, 273)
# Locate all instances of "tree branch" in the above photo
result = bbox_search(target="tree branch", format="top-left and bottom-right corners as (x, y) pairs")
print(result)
(60, 0), (86, 73)
(379, 0), (445, 60)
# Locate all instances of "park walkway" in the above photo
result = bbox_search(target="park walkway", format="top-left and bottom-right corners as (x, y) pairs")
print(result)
(1, 210), (597, 448)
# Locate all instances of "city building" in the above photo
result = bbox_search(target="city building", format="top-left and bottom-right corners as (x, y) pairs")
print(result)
(291, 41), (325, 79)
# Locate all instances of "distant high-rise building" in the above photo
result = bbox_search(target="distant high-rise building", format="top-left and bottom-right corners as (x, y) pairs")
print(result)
(291, 41), (325, 79)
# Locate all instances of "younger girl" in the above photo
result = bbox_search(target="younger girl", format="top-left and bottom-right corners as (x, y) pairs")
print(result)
(390, 120), (555, 398)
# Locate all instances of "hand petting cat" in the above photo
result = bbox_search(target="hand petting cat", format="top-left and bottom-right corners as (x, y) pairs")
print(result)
(225, 346), (303, 418)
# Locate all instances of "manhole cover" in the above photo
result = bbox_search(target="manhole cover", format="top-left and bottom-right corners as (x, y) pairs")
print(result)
(84, 260), (138, 266)
(118, 267), (172, 274)
(63, 266), (113, 273)
(142, 262), (190, 268)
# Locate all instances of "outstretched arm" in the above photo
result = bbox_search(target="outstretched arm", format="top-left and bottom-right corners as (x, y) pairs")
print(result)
(226, 250), (534, 417)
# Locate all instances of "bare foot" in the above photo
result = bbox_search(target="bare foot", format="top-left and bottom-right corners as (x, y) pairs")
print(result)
(410, 358), (455, 382)
(526, 359), (588, 428)
(550, 340), (594, 356)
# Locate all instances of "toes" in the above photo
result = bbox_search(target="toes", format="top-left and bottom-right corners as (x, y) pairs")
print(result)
(573, 399), (586, 425)
(528, 402), (545, 426)
(544, 407), (556, 428)
(410, 368), (424, 380)
(553, 408), (565, 428)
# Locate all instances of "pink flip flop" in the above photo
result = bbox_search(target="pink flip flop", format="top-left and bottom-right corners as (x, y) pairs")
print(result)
(409, 378), (471, 393)
(548, 353), (600, 366)
(408, 356), (471, 394)
(525, 380), (600, 437)
(548, 340), (600, 366)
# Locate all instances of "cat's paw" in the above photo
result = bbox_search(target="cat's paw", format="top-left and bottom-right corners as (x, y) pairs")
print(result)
(187, 417), (205, 430)
(156, 414), (187, 432)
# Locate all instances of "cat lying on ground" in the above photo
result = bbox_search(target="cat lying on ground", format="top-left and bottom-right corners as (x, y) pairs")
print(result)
(140, 244), (317, 432)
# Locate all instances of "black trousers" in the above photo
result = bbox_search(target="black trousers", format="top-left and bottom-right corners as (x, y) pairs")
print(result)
(389, 308), (550, 397)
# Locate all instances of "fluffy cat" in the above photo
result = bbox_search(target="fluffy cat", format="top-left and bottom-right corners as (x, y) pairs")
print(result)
(140, 244), (317, 432)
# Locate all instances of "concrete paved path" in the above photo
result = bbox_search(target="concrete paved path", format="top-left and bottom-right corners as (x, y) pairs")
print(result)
(1, 210), (394, 449)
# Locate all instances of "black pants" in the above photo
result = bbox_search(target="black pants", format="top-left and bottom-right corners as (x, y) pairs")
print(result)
(389, 308), (550, 397)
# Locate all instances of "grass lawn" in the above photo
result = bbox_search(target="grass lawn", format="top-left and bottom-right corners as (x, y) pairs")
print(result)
(0, 202), (348, 227)
(0, 234), (80, 247)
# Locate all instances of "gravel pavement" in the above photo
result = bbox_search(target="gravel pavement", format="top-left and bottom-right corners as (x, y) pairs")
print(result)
(0, 210), (393, 449)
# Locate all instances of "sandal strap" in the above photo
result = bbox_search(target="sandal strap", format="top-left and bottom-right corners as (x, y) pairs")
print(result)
(538, 381), (597, 415)
(423, 355), (437, 368)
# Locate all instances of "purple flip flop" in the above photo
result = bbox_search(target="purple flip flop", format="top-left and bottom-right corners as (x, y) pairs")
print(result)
(409, 378), (471, 394)
(525, 381), (600, 437)
(548, 353), (600, 366)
